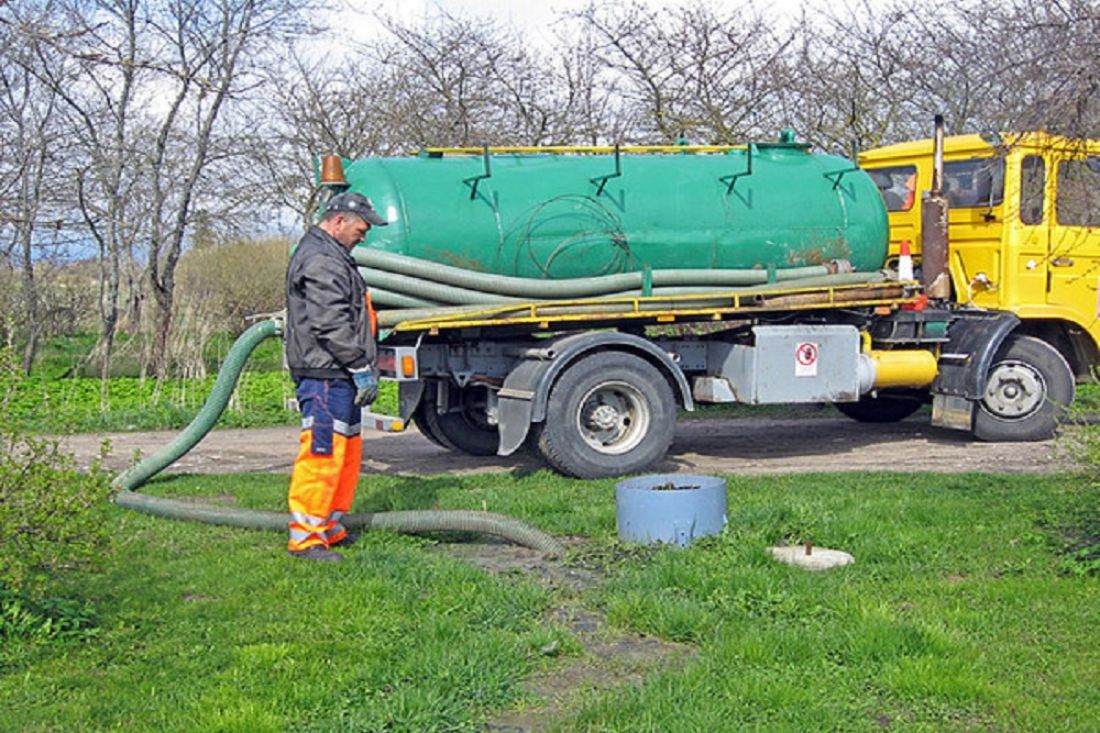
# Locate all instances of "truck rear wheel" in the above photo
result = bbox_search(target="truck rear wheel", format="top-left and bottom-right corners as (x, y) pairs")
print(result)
(835, 390), (925, 423)
(973, 335), (1074, 442)
(415, 387), (500, 456)
(535, 351), (675, 478)
(412, 396), (453, 449)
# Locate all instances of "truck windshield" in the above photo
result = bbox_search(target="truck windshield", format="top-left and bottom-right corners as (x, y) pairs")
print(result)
(1056, 156), (1100, 227)
(866, 165), (917, 212)
(944, 157), (1005, 209)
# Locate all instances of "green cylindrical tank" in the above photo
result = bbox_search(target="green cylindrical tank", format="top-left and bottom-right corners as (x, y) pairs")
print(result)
(339, 140), (888, 279)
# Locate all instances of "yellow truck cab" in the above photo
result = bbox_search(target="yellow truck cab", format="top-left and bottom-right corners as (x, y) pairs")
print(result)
(861, 132), (1100, 379)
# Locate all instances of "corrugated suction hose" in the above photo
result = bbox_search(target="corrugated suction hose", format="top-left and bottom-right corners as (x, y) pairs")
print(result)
(112, 318), (565, 556)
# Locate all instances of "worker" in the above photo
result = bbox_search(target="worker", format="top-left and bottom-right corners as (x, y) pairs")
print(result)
(284, 191), (387, 562)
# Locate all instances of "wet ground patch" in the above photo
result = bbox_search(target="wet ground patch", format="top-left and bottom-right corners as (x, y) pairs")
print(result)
(439, 541), (695, 733)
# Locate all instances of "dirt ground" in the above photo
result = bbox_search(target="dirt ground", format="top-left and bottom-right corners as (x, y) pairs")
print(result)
(61, 412), (1070, 477)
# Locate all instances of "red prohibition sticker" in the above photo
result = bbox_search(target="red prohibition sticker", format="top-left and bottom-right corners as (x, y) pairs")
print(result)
(795, 342), (818, 377)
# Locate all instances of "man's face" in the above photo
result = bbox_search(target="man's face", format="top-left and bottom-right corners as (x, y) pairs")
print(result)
(327, 213), (370, 249)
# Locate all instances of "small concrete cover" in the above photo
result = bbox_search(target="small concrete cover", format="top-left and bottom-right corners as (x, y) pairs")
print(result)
(768, 545), (855, 571)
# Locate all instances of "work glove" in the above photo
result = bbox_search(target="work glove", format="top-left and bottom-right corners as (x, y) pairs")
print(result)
(350, 367), (378, 407)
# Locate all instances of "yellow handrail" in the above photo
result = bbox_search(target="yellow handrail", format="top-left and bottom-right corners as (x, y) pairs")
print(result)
(418, 144), (748, 156)
(390, 282), (919, 334)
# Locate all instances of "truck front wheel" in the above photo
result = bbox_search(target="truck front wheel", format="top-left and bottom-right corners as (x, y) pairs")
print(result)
(973, 335), (1074, 442)
(534, 351), (676, 479)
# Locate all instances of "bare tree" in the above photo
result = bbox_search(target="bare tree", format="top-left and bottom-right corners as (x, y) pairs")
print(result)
(1, 0), (135, 381)
(248, 50), (395, 226)
(3, 0), (148, 383)
(788, 0), (1100, 151)
(574, 1), (793, 144)
(966, 0), (1100, 137)
(369, 11), (593, 148)
(4, 0), (312, 378)
(551, 24), (633, 145)
(778, 2), (916, 153)
(251, 10), (595, 225)
(0, 10), (65, 371)
(139, 0), (310, 378)
(374, 12), (522, 147)
(895, 1), (1037, 138)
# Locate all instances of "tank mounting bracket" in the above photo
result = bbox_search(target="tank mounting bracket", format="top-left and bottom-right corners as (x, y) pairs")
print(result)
(719, 144), (753, 194)
(590, 144), (622, 197)
(463, 145), (492, 200)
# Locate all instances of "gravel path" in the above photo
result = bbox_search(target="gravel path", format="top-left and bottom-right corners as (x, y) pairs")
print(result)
(60, 414), (1070, 478)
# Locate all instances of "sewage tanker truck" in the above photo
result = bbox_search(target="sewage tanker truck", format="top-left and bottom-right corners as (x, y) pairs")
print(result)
(315, 130), (1072, 479)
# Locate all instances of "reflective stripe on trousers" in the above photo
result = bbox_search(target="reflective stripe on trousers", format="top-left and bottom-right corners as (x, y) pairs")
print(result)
(288, 378), (362, 552)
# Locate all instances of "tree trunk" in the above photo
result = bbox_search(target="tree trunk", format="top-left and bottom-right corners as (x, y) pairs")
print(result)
(18, 223), (39, 375)
(96, 215), (122, 386)
(148, 274), (174, 379)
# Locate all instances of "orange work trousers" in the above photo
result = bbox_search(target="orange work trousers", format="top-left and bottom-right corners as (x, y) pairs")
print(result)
(288, 378), (362, 552)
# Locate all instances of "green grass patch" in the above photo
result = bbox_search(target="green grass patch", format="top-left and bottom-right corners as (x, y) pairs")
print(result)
(1, 374), (398, 433)
(9, 329), (404, 433)
(3, 371), (299, 432)
(1, 470), (1097, 731)
(31, 332), (288, 379)
(1076, 381), (1100, 412)
(576, 473), (1100, 731)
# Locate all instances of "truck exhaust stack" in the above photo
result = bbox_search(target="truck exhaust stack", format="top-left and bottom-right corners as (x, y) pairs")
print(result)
(921, 115), (951, 299)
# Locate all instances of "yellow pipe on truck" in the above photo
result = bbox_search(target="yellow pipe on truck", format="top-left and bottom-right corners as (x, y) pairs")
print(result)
(866, 349), (939, 389)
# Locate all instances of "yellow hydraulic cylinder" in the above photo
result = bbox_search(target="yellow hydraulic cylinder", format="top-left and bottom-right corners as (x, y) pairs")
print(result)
(866, 349), (939, 389)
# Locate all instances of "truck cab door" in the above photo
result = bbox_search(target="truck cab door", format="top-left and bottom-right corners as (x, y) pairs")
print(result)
(941, 156), (1006, 307)
(1007, 154), (1050, 307)
(1047, 155), (1100, 324)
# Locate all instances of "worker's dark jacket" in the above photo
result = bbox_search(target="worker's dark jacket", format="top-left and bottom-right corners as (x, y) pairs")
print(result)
(285, 226), (375, 381)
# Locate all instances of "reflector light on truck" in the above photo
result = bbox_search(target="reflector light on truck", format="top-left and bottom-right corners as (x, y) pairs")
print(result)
(375, 347), (418, 380)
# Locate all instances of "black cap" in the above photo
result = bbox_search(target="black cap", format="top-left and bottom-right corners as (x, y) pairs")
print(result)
(325, 192), (388, 226)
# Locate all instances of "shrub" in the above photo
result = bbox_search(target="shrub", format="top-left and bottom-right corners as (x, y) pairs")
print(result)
(0, 584), (100, 643)
(0, 346), (115, 598)
(177, 237), (290, 332)
(0, 430), (115, 594)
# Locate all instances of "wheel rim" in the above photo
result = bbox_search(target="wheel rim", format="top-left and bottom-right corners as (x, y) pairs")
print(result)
(576, 380), (651, 455)
(981, 359), (1047, 420)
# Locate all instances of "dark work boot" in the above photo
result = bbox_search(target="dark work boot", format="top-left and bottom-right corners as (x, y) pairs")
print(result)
(288, 546), (344, 562)
(329, 532), (360, 548)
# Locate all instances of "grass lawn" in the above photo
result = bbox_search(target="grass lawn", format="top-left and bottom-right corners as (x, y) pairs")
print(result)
(2, 470), (1098, 732)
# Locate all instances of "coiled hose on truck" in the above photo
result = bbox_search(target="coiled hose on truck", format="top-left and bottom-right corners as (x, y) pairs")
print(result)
(111, 318), (565, 555)
(353, 247), (864, 308)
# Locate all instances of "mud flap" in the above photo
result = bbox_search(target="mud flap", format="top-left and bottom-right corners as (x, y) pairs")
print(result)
(497, 391), (534, 456)
(930, 311), (1020, 431)
(398, 380), (426, 423)
(496, 359), (548, 455)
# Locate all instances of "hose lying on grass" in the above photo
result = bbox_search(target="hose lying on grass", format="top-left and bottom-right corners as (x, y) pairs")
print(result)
(111, 317), (565, 556)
